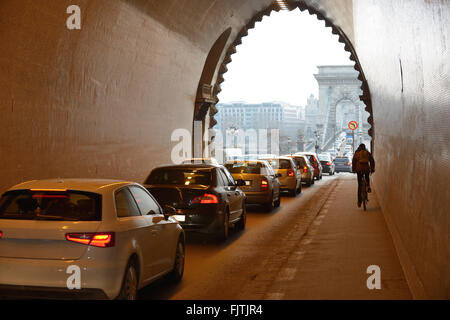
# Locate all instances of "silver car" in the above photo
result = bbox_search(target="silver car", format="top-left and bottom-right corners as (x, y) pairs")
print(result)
(224, 160), (281, 211)
(287, 155), (315, 186)
(0, 179), (185, 300)
(259, 157), (302, 197)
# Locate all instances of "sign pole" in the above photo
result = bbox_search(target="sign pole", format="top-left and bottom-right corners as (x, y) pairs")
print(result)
(352, 130), (355, 154)
(348, 121), (358, 154)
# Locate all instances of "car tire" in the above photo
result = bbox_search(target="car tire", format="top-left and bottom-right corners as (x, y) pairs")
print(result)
(264, 194), (274, 212)
(167, 238), (185, 283)
(217, 210), (229, 242)
(289, 188), (296, 197)
(236, 202), (246, 230)
(117, 260), (139, 300)
(274, 196), (281, 208)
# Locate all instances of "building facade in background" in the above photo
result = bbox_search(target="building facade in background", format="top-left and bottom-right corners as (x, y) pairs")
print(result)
(215, 102), (305, 154)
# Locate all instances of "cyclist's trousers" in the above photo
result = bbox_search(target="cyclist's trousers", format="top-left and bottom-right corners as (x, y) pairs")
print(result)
(357, 171), (370, 203)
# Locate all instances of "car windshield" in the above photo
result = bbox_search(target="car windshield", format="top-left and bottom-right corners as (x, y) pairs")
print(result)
(0, 190), (101, 221)
(146, 168), (212, 186)
(262, 159), (291, 170)
(225, 162), (266, 174)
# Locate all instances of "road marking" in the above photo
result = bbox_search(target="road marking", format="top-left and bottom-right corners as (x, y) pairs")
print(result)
(265, 292), (285, 300)
(275, 267), (297, 281)
(300, 238), (312, 245)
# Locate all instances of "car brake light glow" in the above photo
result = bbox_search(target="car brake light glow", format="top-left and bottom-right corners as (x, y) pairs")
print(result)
(261, 178), (268, 190)
(192, 193), (219, 204)
(326, 162), (331, 166)
(0, 231), (2, 239)
(287, 169), (294, 177)
(66, 232), (115, 248)
(348, 162), (351, 166)
(303, 166), (308, 173)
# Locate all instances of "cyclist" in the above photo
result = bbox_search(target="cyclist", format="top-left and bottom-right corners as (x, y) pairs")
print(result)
(352, 143), (375, 207)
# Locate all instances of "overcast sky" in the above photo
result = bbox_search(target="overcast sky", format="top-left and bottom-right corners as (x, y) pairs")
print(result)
(218, 9), (353, 106)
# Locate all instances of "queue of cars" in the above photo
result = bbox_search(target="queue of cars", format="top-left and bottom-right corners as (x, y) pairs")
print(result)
(0, 152), (332, 300)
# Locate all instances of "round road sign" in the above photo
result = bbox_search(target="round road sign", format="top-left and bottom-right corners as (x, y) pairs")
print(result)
(348, 121), (358, 131)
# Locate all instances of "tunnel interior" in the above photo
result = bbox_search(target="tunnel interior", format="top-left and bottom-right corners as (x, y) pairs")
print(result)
(0, 0), (448, 299)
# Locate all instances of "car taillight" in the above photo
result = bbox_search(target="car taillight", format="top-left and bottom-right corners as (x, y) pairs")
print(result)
(287, 169), (294, 177)
(261, 178), (268, 191)
(192, 193), (219, 204)
(0, 231), (2, 239)
(326, 162), (331, 166)
(303, 166), (308, 173)
(66, 232), (115, 248)
(348, 162), (351, 166)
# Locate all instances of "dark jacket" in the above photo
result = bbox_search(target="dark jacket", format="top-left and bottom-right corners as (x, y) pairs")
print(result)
(352, 149), (375, 173)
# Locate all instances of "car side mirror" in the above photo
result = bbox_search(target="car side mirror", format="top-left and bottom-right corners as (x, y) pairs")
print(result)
(163, 204), (177, 220)
(152, 216), (165, 224)
(236, 179), (246, 187)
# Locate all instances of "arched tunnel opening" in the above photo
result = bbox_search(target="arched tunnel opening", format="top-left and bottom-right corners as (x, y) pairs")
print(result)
(199, 8), (373, 162)
(0, 0), (448, 301)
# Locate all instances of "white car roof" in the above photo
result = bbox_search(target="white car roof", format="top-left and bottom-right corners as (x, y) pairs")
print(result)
(259, 156), (293, 160)
(7, 179), (134, 194)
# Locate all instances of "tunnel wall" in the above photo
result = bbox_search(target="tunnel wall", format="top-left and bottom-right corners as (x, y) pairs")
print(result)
(353, 0), (449, 299)
(0, 0), (210, 188)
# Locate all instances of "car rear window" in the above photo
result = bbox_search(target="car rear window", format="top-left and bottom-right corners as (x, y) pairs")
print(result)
(262, 159), (292, 170)
(225, 162), (265, 174)
(291, 157), (306, 167)
(146, 168), (212, 186)
(335, 157), (350, 163)
(0, 190), (102, 221)
(319, 155), (331, 161)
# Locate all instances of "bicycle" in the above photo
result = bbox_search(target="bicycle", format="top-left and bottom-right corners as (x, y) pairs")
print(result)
(360, 174), (369, 211)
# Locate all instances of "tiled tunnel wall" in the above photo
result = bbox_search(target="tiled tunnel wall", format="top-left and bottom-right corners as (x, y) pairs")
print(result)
(353, 0), (449, 299)
(0, 0), (448, 298)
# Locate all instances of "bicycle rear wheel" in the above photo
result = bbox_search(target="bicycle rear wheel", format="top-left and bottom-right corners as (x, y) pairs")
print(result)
(361, 178), (368, 211)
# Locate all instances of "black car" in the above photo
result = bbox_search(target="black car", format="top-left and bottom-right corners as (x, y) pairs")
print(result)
(144, 164), (246, 241)
(334, 156), (352, 173)
(318, 153), (335, 175)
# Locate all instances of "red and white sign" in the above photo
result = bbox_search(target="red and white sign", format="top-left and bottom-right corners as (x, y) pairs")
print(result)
(348, 121), (358, 131)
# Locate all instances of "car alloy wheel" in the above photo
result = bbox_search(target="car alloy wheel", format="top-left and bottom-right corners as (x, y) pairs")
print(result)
(118, 263), (138, 300)
(218, 211), (229, 242)
(236, 203), (246, 230)
(168, 240), (185, 282)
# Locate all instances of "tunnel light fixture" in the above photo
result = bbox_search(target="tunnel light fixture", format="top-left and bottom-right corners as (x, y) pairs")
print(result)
(276, 0), (289, 10)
